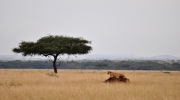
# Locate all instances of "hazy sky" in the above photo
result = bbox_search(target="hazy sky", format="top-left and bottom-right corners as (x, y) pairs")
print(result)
(0, 0), (180, 56)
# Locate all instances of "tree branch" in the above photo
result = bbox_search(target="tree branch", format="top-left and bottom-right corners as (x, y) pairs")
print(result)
(47, 55), (53, 62)
(56, 56), (62, 66)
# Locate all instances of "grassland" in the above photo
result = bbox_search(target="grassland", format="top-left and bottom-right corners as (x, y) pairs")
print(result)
(0, 69), (180, 100)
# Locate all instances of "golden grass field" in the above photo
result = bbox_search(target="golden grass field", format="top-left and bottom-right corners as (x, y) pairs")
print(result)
(0, 69), (180, 100)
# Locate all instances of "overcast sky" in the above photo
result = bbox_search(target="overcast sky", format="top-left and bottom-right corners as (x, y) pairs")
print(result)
(0, 0), (180, 56)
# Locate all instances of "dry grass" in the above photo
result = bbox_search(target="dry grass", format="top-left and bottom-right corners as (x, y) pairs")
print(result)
(0, 69), (180, 100)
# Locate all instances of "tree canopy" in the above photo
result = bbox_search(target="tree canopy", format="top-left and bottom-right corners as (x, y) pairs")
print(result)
(13, 35), (92, 73)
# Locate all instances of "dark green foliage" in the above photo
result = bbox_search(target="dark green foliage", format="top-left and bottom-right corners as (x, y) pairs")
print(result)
(0, 60), (179, 70)
(95, 63), (108, 67)
(0, 60), (52, 69)
(12, 35), (92, 73)
(95, 63), (108, 69)
(13, 35), (92, 56)
(172, 63), (180, 69)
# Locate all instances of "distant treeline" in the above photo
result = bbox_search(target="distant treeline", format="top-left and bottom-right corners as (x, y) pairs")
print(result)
(0, 60), (180, 70)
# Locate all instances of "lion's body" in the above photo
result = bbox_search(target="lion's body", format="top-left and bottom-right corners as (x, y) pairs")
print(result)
(107, 71), (125, 78)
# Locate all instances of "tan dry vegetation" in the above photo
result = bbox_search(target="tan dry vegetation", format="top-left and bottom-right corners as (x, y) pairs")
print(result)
(0, 69), (180, 100)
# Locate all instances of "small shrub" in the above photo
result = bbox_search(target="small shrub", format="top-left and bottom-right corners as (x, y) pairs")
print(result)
(163, 71), (171, 74)
(46, 72), (58, 77)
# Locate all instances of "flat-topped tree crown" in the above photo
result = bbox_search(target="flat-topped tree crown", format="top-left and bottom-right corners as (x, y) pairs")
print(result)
(13, 35), (92, 73)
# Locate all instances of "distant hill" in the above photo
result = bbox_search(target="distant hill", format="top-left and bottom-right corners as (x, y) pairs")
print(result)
(0, 54), (180, 60)
(152, 55), (180, 59)
(78, 54), (180, 59)
(78, 54), (141, 59)
(0, 55), (23, 58)
(0, 55), (44, 60)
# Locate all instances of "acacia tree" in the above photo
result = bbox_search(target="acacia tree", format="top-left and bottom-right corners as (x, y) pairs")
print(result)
(12, 35), (92, 73)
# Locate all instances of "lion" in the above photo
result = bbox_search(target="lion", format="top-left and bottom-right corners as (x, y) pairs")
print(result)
(107, 71), (125, 78)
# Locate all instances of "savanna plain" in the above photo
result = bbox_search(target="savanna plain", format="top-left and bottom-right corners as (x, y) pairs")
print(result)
(0, 69), (180, 100)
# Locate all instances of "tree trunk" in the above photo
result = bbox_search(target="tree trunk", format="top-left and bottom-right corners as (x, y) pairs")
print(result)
(53, 56), (58, 73)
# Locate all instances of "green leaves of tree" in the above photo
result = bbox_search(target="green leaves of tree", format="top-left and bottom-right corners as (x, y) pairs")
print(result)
(13, 35), (92, 57)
